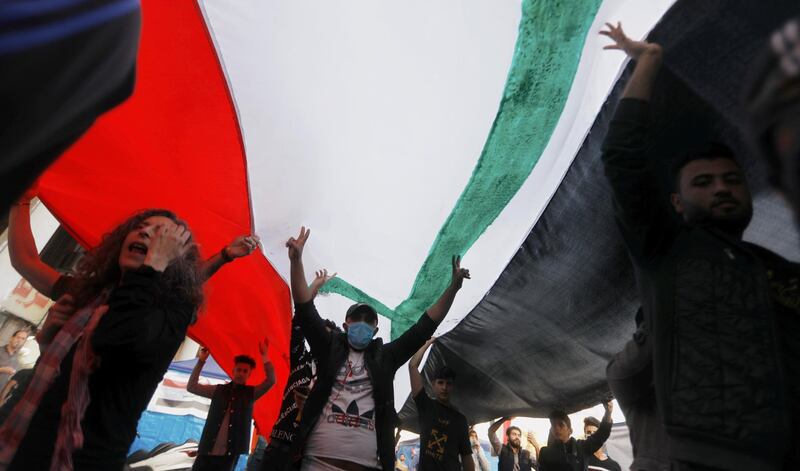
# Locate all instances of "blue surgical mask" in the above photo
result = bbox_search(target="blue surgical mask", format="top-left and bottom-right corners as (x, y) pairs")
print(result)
(347, 321), (375, 350)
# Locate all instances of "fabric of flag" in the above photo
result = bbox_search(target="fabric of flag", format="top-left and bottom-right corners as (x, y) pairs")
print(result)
(31, 0), (799, 437)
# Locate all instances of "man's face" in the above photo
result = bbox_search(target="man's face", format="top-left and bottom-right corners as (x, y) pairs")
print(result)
(400, 456), (406, 463)
(584, 424), (598, 439)
(671, 158), (753, 233)
(8, 332), (27, 350)
(469, 431), (479, 444)
(232, 362), (253, 385)
(507, 429), (521, 448)
(550, 419), (572, 444)
(433, 378), (453, 402)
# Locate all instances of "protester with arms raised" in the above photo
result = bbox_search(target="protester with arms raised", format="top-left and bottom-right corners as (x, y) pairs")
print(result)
(408, 338), (473, 471)
(601, 21), (792, 470)
(188, 343), (276, 471)
(488, 418), (537, 471)
(286, 226), (470, 471)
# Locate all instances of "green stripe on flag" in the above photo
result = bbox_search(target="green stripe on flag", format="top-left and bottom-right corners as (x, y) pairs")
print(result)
(321, 0), (603, 338)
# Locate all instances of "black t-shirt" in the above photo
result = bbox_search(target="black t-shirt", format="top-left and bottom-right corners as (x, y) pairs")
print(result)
(585, 454), (621, 471)
(414, 391), (471, 471)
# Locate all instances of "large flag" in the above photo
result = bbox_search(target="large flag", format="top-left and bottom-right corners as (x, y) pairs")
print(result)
(32, 0), (799, 436)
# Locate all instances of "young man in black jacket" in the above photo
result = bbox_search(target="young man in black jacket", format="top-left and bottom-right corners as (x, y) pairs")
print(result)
(537, 403), (612, 471)
(600, 22), (794, 471)
(487, 419), (538, 471)
(285, 227), (471, 471)
(188, 345), (276, 471)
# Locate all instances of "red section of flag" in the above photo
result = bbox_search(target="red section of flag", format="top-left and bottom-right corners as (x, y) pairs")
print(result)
(35, 0), (291, 437)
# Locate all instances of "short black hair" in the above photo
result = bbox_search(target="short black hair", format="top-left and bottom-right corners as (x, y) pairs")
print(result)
(671, 142), (741, 191)
(506, 425), (522, 437)
(433, 366), (456, 381)
(548, 410), (571, 428)
(345, 303), (378, 324)
(583, 416), (600, 428)
(233, 355), (256, 369)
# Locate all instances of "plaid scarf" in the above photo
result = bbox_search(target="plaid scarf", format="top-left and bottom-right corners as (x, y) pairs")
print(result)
(0, 293), (109, 470)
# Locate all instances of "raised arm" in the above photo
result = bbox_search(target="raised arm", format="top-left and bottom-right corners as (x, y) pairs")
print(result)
(601, 22), (663, 100)
(386, 256), (470, 369)
(254, 338), (277, 399)
(8, 198), (60, 298)
(582, 400), (613, 455)
(599, 22), (676, 258)
(287, 227), (313, 305)
(409, 338), (435, 397)
(487, 417), (508, 456)
(287, 228), (332, 356)
(186, 348), (217, 399)
(201, 234), (260, 280)
(427, 256), (470, 323)
(526, 431), (541, 459)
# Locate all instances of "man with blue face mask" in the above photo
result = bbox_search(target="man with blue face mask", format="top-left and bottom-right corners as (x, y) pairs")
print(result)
(285, 227), (471, 471)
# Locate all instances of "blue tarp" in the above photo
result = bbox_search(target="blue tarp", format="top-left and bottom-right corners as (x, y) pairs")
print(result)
(130, 410), (248, 471)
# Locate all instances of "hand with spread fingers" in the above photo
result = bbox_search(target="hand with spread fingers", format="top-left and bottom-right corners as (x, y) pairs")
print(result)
(600, 21), (661, 60)
(144, 221), (192, 272)
(310, 269), (337, 298)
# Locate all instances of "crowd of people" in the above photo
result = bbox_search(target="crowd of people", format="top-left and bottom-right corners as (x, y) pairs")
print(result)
(0, 7), (798, 471)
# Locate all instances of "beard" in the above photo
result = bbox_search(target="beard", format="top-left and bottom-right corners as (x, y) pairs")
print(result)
(683, 199), (753, 236)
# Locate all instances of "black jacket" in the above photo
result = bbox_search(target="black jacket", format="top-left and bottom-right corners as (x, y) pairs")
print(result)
(538, 420), (610, 471)
(198, 383), (256, 456)
(8, 267), (194, 470)
(292, 300), (437, 471)
(497, 445), (536, 471)
(601, 98), (791, 470)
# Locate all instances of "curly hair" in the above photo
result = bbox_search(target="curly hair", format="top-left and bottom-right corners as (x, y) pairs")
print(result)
(68, 209), (204, 321)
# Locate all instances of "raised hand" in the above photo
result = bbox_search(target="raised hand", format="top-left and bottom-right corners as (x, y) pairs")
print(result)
(258, 338), (270, 363)
(310, 269), (337, 295)
(198, 347), (210, 362)
(600, 22), (660, 60)
(286, 226), (310, 261)
(226, 235), (261, 259)
(602, 398), (614, 422)
(144, 221), (192, 272)
(451, 255), (471, 290)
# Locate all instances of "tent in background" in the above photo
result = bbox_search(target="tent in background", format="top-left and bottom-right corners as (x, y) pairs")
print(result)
(130, 356), (233, 456)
